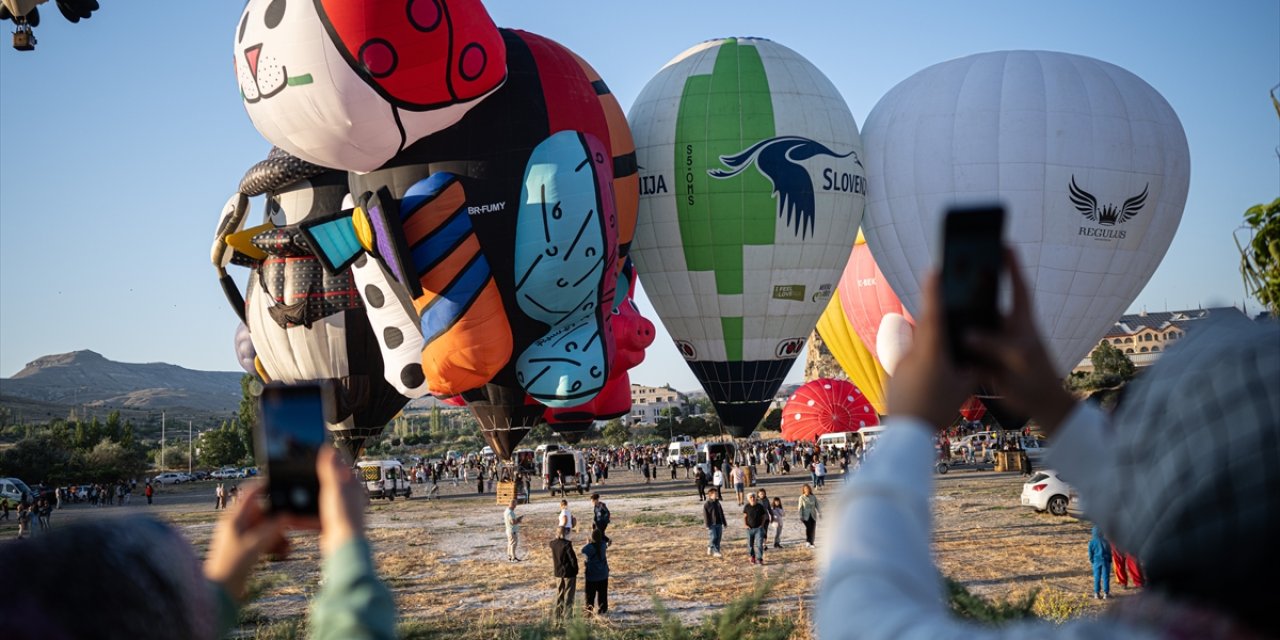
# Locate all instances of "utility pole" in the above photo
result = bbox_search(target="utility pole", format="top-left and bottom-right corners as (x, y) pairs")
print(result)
(161, 411), (166, 472)
(188, 420), (193, 476)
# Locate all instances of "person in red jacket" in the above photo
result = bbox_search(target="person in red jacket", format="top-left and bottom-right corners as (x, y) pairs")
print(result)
(1112, 543), (1145, 589)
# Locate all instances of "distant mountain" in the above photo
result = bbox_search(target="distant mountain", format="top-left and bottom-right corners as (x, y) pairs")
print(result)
(0, 350), (243, 414)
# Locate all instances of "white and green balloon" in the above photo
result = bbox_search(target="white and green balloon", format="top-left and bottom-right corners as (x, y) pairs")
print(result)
(628, 38), (864, 437)
(861, 50), (1190, 374)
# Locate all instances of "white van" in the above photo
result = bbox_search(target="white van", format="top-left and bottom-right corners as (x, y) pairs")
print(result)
(534, 443), (562, 457)
(696, 442), (736, 479)
(357, 460), (412, 500)
(667, 435), (696, 465)
(542, 449), (589, 496)
(853, 426), (888, 459)
(0, 477), (34, 505)
(816, 431), (858, 451)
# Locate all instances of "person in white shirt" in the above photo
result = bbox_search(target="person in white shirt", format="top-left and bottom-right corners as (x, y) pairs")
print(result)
(817, 254), (1279, 639)
(503, 498), (524, 562)
(712, 468), (724, 492)
(557, 499), (573, 537)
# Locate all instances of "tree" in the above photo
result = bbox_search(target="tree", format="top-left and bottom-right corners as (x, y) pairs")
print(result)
(104, 410), (123, 443)
(758, 408), (782, 433)
(601, 418), (630, 446)
(199, 422), (248, 468)
(236, 374), (260, 460)
(0, 434), (75, 485)
(1090, 341), (1136, 384)
(81, 440), (148, 483)
(1238, 197), (1280, 315)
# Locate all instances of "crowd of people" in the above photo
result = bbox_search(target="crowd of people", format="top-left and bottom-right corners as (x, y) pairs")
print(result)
(2, 258), (1275, 638)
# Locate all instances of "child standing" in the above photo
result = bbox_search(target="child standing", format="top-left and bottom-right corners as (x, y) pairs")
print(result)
(770, 497), (784, 548)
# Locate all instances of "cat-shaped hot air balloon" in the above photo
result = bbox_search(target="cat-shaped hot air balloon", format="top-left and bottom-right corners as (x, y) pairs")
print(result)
(233, 0), (641, 459)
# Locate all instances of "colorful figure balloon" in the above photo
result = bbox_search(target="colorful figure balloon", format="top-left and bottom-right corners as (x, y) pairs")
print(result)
(211, 148), (410, 457)
(235, 0), (641, 459)
(544, 260), (656, 442)
(628, 37), (865, 438)
(813, 291), (889, 415)
(861, 51), (1190, 374)
(780, 378), (878, 443)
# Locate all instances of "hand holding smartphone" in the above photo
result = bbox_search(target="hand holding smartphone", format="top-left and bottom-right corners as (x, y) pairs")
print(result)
(940, 205), (1006, 366)
(255, 383), (329, 515)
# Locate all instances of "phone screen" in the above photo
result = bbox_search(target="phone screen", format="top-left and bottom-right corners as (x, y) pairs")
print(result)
(941, 205), (1005, 364)
(257, 383), (326, 514)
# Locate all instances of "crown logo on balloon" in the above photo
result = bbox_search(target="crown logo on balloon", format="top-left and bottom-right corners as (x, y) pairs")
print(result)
(1069, 175), (1149, 226)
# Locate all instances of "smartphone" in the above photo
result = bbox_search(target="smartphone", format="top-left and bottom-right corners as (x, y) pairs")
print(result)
(255, 383), (328, 515)
(940, 205), (1006, 365)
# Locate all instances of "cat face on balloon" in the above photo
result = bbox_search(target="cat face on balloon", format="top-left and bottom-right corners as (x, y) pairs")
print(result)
(235, 0), (507, 172)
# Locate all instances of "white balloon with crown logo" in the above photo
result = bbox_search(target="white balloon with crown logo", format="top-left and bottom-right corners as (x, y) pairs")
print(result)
(861, 50), (1190, 374)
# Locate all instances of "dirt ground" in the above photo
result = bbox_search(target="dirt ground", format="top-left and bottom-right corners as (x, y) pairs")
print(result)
(2, 465), (1120, 636)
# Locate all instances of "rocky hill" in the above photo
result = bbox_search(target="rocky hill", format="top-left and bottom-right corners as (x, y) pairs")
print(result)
(1, 350), (243, 414)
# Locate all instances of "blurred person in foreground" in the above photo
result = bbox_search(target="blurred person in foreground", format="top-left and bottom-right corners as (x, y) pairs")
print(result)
(0, 447), (395, 640)
(817, 251), (1279, 639)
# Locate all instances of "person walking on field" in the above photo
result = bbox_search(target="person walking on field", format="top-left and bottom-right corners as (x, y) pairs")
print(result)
(550, 527), (579, 621)
(798, 484), (821, 548)
(712, 467), (725, 496)
(590, 494), (612, 545)
(703, 488), (727, 558)
(582, 529), (610, 615)
(731, 464), (746, 506)
(504, 498), (524, 562)
(743, 493), (770, 565)
(694, 466), (708, 501)
(215, 483), (225, 510)
(1089, 526), (1112, 599)
(144, 482), (154, 505)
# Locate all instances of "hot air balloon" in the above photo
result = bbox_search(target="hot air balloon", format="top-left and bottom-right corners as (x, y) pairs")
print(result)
(544, 260), (656, 442)
(780, 378), (878, 443)
(861, 51), (1190, 375)
(235, 0), (639, 459)
(813, 292), (889, 415)
(838, 233), (915, 377)
(210, 148), (410, 458)
(628, 37), (865, 438)
(958, 396), (987, 422)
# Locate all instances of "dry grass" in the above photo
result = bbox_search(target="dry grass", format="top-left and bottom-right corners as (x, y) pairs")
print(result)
(39, 467), (1115, 635)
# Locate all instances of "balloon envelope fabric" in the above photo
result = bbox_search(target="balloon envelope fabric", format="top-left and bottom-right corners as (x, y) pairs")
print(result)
(781, 378), (879, 443)
(837, 232), (914, 376)
(813, 290), (889, 415)
(628, 37), (865, 438)
(861, 50), (1189, 375)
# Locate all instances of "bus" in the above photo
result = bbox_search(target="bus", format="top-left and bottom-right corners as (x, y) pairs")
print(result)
(696, 442), (736, 479)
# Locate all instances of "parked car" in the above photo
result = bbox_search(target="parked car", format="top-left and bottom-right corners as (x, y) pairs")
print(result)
(153, 472), (187, 485)
(1018, 436), (1051, 466)
(950, 431), (999, 458)
(211, 467), (247, 479)
(1021, 470), (1074, 516)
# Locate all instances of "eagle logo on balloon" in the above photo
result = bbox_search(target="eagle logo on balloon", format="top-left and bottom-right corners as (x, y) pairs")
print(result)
(709, 136), (859, 240)
(1069, 175), (1149, 226)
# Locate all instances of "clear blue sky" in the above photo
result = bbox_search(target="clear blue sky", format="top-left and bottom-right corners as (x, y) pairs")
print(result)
(1, 1), (1276, 393)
